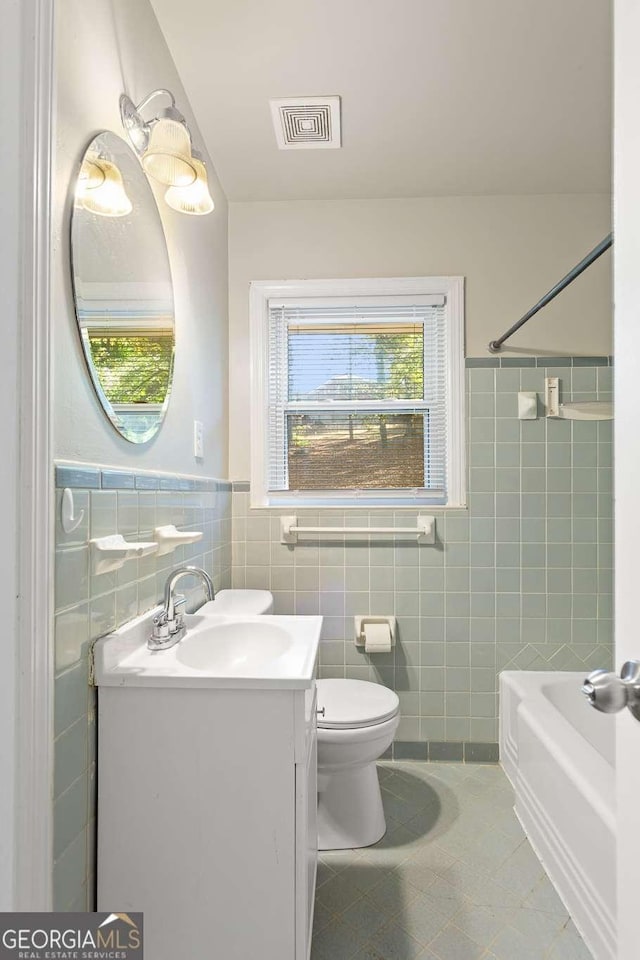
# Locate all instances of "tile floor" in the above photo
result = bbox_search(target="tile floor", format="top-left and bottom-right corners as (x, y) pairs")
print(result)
(312, 761), (593, 960)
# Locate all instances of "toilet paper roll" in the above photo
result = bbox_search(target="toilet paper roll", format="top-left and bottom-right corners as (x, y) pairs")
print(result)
(363, 621), (392, 653)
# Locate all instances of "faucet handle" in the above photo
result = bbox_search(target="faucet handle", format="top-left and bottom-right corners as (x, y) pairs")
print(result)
(152, 612), (171, 641)
(173, 593), (187, 630)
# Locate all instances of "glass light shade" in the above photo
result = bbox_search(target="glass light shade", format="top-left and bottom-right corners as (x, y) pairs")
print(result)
(78, 159), (105, 190)
(141, 118), (197, 186)
(78, 158), (132, 217)
(164, 157), (215, 215)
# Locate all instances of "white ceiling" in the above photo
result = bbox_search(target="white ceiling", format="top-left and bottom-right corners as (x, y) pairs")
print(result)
(150, 0), (612, 202)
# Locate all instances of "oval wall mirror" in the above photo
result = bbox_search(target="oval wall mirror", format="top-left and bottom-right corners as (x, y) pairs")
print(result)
(70, 131), (175, 444)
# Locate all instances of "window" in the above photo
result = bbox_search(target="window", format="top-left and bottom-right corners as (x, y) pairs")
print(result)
(250, 277), (465, 507)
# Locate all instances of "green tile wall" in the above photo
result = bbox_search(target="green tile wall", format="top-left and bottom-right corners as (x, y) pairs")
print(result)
(53, 469), (232, 911)
(232, 361), (614, 744)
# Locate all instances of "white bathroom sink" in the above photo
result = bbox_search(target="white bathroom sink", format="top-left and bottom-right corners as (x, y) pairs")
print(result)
(93, 610), (321, 690)
(176, 620), (293, 673)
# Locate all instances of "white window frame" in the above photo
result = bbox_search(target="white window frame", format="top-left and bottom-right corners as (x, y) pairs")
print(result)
(249, 277), (466, 508)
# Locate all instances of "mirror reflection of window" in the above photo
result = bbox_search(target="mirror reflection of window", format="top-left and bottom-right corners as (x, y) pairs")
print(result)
(83, 328), (174, 404)
(79, 312), (174, 442)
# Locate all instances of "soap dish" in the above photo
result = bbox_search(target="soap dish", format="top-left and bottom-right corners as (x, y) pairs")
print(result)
(90, 535), (158, 574)
(154, 524), (203, 556)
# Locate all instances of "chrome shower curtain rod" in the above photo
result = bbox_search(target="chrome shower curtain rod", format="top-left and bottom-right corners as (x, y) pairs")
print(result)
(488, 233), (613, 353)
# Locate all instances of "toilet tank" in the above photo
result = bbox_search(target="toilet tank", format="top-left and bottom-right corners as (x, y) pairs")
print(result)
(199, 589), (274, 615)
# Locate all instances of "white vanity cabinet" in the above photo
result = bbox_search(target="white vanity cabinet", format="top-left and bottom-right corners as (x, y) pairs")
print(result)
(98, 682), (317, 960)
(95, 612), (321, 960)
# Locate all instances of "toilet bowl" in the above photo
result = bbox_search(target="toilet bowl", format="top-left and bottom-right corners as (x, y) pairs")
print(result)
(316, 678), (400, 850)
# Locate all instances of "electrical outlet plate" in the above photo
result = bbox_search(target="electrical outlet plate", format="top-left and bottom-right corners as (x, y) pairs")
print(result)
(194, 420), (204, 459)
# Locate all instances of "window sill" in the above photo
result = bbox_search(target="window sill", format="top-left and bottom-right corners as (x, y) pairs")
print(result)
(248, 500), (468, 511)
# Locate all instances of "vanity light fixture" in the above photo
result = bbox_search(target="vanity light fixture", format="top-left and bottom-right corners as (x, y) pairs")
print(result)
(120, 89), (198, 187)
(164, 151), (214, 215)
(77, 156), (132, 217)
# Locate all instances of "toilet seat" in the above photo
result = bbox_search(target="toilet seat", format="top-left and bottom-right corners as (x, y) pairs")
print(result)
(316, 678), (399, 730)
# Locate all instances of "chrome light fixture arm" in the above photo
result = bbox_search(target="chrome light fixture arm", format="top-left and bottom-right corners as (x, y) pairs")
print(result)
(120, 89), (187, 155)
(134, 88), (176, 114)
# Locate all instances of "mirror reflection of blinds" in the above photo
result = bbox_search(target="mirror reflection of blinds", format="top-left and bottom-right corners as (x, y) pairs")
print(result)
(83, 324), (174, 337)
(267, 301), (448, 496)
(79, 316), (174, 331)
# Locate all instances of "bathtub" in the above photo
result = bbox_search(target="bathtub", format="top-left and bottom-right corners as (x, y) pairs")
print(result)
(500, 671), (615, 960)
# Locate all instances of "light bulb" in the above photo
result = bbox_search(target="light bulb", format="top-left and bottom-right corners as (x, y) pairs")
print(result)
(164, 156), (214, 215)
(142, 117), (197, 186)
(78, 158), (132, 217)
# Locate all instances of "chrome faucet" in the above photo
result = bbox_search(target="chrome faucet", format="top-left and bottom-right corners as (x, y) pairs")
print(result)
(148, 565), (215, 651)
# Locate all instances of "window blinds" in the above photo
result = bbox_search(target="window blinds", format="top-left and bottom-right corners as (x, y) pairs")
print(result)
(266, 298), (448, 499)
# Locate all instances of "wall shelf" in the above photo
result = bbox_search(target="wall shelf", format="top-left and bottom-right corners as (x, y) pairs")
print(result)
(154, 525), (203, 556)
(545, 377), (614, 422)
(90, 534), (158, 574)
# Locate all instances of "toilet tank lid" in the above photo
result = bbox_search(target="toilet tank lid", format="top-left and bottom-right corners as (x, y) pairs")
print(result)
(316, 678), (399, 729)
(200, 590), (274, 615)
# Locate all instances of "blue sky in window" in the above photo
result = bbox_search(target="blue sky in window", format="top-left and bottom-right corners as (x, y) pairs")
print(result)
(288, 332), (382, 397)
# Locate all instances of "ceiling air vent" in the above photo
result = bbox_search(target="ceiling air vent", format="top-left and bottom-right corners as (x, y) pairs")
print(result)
(269, 96), (341, 150)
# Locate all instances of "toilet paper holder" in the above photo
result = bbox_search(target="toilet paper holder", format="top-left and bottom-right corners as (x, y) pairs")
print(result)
(354, 616), (396, 648)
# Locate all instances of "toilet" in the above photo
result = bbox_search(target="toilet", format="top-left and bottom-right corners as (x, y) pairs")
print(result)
(316, 678), (400, 850)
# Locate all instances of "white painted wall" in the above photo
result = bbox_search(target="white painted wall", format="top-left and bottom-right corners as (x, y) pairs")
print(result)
(0, 0), (21, 911)
(614, 2), (640, 956)
(53, 0), (228, 476)
(228, 195), (612, 479)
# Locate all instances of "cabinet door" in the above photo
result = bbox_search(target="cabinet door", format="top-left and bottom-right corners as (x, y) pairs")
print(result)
(295, 721), (318, 960)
